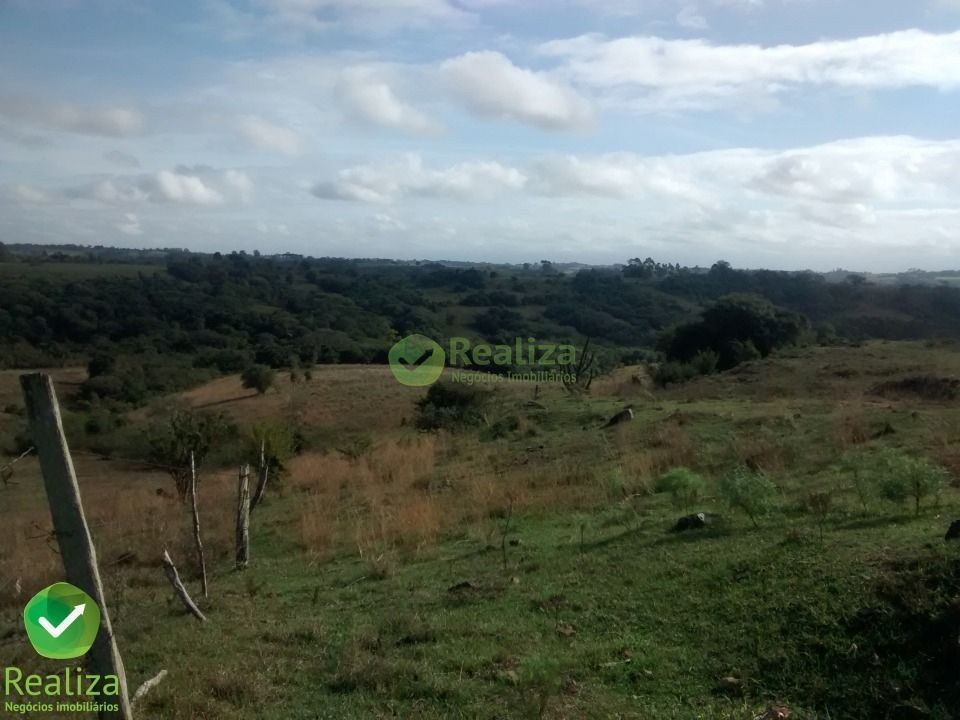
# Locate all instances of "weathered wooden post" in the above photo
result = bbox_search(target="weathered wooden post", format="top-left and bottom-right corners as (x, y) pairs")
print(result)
(20, 373), (133, 720)
(250, 440), (268, 512)
(161, 550), (207, 623)
(236, 464), (250, 570)
(188, 452), (208, 597)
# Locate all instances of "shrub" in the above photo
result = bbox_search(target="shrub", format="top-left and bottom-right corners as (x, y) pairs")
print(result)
(415, 382), (491, 431)
(655, 467), (706, 510)
(836, 449), (877, 511)
(653, 361), (699, 387)
(241, 364), (276, 394)
(719, 466), (777, 527)
(872, 448), (946, 516)
(691, 350), (719, 375)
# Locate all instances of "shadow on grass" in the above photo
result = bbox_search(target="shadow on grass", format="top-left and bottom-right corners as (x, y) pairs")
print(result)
(650, 526), (734, 546)
(837, 515), (909, 531)
(194, 392), (259, 409)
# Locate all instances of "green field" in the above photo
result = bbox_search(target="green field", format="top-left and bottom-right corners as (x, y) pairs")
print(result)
(2, 342), (960, 719)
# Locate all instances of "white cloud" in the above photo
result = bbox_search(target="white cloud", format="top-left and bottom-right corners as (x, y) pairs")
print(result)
(80, 179), (149, 204)
(116, 212), (143, 236)
(336, 67), (439, 133)
(530, 137), (960, 210)
(0, 93), (145, 136)
(310, 137), (960, 240)
(223, 169), (255, 203)
(237, 115), (303, 155)
(539, 29), (960, 111)
(12, 184), (51, 204)
(64, 167), (253, 207)
(440, 51), (594, 130)
(529, 153), (714, 205)
(149, 170), (225, 206)
(312, 153), (526, 203)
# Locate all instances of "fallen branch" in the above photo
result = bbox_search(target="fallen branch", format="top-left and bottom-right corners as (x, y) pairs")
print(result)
(132, 669), (168, 706)
(161, 550), (207, 622)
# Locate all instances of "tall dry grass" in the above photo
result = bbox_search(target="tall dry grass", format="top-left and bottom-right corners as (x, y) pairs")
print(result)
(0, 462), (236, 607)
(832, 404), (869, 449)
(290, 435), (446, 561)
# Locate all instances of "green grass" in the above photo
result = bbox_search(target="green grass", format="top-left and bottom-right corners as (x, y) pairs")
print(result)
(3, 341), (960, 718)
(4, 496), (955, 719)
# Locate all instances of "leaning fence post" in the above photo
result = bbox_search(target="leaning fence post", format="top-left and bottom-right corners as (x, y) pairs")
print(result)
(20, 373), (133, 720)
(236, 464), (250, 570)
(161, 550), (207, 623)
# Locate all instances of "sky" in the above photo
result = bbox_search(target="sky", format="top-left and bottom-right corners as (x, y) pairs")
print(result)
(2, 1), (960, 271)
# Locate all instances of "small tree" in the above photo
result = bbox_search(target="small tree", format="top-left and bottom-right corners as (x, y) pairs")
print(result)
(247, 421), (295, 484)
(837, 449), (877, 513)
(148, 410), (231, 500)
(719, 466), (777, 527)
(655, 467), (706, 510)
(242, 364), (275, 394)
(872, 449), (946, 516)
(562, 337), (598, 396)
(805, 491), (832, 543)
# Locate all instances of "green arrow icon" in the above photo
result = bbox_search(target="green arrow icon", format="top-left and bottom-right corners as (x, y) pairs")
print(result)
(389, 334), (446, 387)
(23, 582), (101, 659)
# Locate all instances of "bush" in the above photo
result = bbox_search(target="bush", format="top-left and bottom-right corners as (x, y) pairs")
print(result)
(415, 382), (491, 431)
(691, 350), (719, 375)
(653, 361), (699, 387)
(872, 448), (946, 516)
(242, 364), (276, 394)
(655, 467), (706, 510)
(719, 466), (777, 527)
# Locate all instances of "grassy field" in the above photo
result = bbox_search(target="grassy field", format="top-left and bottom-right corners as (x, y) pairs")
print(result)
(2, 342), (960, 718)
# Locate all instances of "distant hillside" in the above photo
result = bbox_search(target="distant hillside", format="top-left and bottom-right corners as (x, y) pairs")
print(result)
(3, 242), (960, 407)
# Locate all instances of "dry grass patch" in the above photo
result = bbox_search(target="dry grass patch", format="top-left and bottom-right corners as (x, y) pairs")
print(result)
(0, 456), (235, 606)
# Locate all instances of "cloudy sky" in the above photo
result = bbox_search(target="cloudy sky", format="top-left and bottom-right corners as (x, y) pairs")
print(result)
(2, 0), (960, 270)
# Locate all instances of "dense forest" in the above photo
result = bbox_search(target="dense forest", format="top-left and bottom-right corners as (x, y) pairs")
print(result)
(3, 242), (960, 408)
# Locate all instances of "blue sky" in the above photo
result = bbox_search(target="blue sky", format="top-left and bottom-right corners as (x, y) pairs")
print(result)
(2, 0), (960, 270)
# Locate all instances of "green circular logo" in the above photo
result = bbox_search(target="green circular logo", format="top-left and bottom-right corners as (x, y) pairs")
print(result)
(389, 334), (446, 387)
(23, 582), (101, 660)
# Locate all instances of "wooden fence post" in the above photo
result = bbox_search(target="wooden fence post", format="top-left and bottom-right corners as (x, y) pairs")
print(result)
(20, 373), (133, 720)
(236, 464), (250, 570)
(250, 440), (268, 512)
(188, 451), (208, 598)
